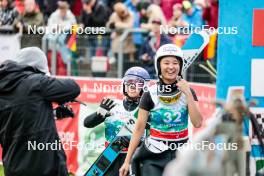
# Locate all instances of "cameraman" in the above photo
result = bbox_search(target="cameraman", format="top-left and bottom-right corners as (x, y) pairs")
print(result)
(0, 47), (80, 176)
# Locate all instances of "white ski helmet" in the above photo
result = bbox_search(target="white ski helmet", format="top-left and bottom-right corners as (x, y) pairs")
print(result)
(154, 44), (184, 78)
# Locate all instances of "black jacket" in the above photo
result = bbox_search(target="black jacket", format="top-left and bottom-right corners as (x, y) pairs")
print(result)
(81, 0), (110, 27)
(0, 61), (80, 176)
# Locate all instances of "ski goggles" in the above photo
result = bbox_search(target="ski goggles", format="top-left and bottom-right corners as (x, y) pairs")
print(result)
(123, 76), (145, 89)
(158, 91), (182, 104)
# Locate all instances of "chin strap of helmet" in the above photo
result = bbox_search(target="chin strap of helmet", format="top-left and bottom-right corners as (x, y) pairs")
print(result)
(123, 97), (140, 111)
(157, 78), (181, 96)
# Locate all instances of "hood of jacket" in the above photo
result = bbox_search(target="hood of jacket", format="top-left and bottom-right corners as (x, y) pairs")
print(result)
(0, 60), (43, 93)
(9, 47), (50, 76)
(0, 47), (49, 93)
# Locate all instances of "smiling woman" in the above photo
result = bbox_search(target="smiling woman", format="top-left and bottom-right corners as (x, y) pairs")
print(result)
(159, 56), (181, 84)
(119, 44), (203, 176)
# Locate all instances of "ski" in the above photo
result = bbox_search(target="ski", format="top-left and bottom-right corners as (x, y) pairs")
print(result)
(182, 30), (210, 72)
(84, 117), (136, 176)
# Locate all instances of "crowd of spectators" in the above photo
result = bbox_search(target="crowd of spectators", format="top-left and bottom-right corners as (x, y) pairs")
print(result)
(0, 0), (218, 77)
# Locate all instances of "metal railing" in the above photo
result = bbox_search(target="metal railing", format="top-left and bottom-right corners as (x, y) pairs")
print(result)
(0, 29), (217, 83)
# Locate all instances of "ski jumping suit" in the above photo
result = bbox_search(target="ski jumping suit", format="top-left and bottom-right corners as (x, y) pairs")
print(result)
(133, 83), (197, 176)
(84, 98), (139, 176)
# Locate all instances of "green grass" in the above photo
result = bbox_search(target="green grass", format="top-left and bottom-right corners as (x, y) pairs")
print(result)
(0, 165), (74, 176)
(0, 165), (4, 176)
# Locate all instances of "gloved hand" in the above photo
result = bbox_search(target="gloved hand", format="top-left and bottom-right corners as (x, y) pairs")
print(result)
(54, 104), (74, 119)
(96, 98), (116, 117)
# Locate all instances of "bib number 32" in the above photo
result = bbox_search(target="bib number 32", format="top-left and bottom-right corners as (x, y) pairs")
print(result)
(163, 112), (181, 123)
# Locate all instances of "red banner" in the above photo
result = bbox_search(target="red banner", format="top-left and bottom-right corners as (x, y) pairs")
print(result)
(74, 78), (123, 103)
(253, 9), (264, 46)
(55, 103), (80, 174)
(189, 83), (216, 135)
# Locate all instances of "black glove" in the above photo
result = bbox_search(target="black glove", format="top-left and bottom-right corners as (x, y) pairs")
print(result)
(96, 98), (116, 117)
(54, 104), (74, 119)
